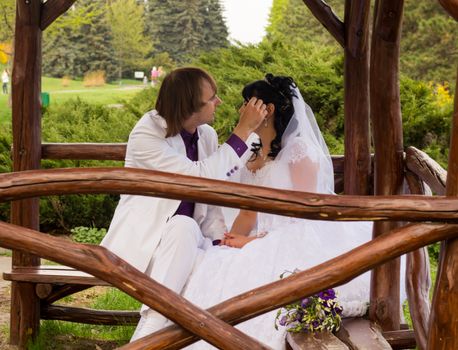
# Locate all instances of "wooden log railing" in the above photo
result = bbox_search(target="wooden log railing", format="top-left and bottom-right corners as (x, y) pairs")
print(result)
(405, 146), (447, 195)
(2, 167), (458, 222)
(1, 168), (458, 349)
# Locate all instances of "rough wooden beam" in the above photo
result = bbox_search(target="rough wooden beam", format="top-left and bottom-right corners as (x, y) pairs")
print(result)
(40, 0), (77, 30)
(343, 0), (371, 195)
(428, 68), (458, 349)
(406, 248), (430, 350)
(124, 223), (457, 350)
(42, 305), (140, 325)
(41, 143), (127, 161)
(382, 329), (416, 349)
(346, 0), (371, 58)
(405, 146), (447, 195)
(11, 0), (43, 345)
(438, 0), (458, 20)
(404, 170), (430, 350)
(3, 168), (458, 222)
(301, 0), (345, 47)
(369, 0), (405, 331)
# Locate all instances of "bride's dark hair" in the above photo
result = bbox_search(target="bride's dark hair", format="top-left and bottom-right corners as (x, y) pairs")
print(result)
(242, 74), (297, 159)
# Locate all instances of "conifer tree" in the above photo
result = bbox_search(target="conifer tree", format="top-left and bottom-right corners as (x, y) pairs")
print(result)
(201, 0), (229, 51)
(43, 0), (118, 81)
(145, 0), (229, 62)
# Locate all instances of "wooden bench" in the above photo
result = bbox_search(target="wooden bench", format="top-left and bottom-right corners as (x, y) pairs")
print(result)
(3, 265), (139, 325)
(3, 266), (416, 348)
(286, 319), (416, 350)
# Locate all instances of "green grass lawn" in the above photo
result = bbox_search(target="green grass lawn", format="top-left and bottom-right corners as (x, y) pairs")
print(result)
(0, 77), (146, 126)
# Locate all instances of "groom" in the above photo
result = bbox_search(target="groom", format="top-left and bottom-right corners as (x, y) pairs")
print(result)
(101, 67), (267, 340)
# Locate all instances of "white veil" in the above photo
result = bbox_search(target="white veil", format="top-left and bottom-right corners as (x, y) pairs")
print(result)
(274, 87), (335, 194)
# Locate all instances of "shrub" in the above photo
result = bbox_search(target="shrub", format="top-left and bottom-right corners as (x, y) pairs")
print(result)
(61, 75), (71, 87)
(83, 70), (106, 87)
(71, 226), (107, 245)
(39, 99), (138, 233)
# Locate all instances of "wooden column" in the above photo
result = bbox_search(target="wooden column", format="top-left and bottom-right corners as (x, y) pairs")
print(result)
(427, 68), (458, 349)
(343, 0), (371, 195)
(10, 0), (42, 346)
(369, 0), (405, 331)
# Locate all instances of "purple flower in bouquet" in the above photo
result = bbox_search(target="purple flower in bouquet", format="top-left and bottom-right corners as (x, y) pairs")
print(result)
(318, 288), (336, 301)
(300, 298), (310, 308)
(295, 310), (304, 321)
(276, 271), (342, 334)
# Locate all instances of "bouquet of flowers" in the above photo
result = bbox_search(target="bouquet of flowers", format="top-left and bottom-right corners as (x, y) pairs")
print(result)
(275, 288), (343, 333)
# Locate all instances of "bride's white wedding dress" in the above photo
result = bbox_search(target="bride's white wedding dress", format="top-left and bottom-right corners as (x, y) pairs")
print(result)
(179, 87), (405, 349)
(181, 138), (373, 350)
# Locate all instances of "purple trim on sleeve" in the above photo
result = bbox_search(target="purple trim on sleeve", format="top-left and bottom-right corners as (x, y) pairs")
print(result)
(226, 133), (248, 158)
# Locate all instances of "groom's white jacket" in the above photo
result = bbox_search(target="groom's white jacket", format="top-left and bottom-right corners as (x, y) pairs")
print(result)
(101, 110), (253, 272)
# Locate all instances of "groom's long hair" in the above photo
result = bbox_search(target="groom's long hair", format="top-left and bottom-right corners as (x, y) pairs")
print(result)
(156, 67), (217, 137)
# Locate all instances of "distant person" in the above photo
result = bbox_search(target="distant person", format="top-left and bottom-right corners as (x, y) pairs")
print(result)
(2, 69), (9, 94)
(100, 67), (267, 341)
(142, 75), (148, 85)
(151, 66), (159, 86)
(158, 66), (165, 78)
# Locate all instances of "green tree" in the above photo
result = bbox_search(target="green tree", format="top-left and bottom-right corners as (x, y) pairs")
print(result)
(0, 0), (15, 64)
(401, 1), (458, 83)
(201, 0), (229, 51)
(0, 0), (14, 43)
(43, 0), (118, 81)
(266, 0), (343, 49)
(145, 0), (229, 62)
(108, 0), (152, 80)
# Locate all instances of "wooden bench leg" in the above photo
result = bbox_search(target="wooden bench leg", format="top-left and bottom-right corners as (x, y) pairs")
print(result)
(11, 282), (40, 349)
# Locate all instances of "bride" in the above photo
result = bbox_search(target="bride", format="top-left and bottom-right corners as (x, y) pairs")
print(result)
(179, 74), (376, 349)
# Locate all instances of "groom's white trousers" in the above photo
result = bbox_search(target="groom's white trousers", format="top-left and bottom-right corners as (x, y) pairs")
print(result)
(131, 215), (204, 341)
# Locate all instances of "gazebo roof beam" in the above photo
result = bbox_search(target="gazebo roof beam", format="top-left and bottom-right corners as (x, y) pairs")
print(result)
(302, 0), (345, 47)
(40, 0), (76, 31)
(438, 0), (458, 20)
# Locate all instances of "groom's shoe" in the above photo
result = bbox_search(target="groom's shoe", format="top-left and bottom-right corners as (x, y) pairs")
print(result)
(130, 312), (167, 342)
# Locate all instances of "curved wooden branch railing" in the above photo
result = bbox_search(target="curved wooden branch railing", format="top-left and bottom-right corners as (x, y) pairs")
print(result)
(405, 170), (431, 350)
(1, 167), (457, 349)
(0, 221), (268, 350)
(405, 146), (447, 195)
(2, 168), (458, 222)
(0, 168), (458, 346)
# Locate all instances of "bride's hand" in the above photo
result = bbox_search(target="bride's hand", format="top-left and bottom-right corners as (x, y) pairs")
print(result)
(221, 232), (256, 248)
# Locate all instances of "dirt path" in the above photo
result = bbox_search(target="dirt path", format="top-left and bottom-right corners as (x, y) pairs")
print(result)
(0, 255), (15, 349)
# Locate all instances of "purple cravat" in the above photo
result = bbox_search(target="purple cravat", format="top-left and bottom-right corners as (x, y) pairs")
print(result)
(174, 130), (247, 220)
(174, 129), (199, 217)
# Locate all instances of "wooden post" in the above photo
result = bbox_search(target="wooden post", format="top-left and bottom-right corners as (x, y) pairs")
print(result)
(343, 0), (371, 195)
(427, 68), (458, 349)
(10, 0), (42, 346)
(369, 0), (405, 331)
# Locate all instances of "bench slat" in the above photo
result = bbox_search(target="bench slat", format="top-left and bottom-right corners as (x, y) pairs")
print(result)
(42, 305), (139, 325)
(3, 265), (109, 286)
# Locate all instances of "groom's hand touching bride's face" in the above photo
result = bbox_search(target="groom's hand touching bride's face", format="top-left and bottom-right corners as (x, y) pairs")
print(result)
(232, 97), (267, 140)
